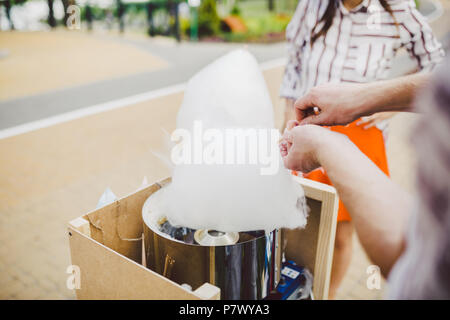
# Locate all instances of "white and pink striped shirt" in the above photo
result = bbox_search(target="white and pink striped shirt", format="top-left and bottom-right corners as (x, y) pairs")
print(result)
(280, 0), (445, 100)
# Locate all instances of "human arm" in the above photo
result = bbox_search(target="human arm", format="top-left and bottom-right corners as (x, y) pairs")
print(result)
(293, 72), (430, 126)
(280, 125), (413, 276)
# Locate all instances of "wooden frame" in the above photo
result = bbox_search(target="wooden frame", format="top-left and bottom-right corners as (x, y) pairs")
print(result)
(68, 221), (219, 299)
(284, 176), (339, 300)
(68, 176), (338, 300)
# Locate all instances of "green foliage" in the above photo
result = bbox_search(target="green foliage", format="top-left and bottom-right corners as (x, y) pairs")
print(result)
(219, 13), (291, 42)
(230, 5), (241, 16)
(11, 0), (28, 5)
(244, 13), (290, 35)
(237, 0), (297, 17)
(80, 5), (108, 21)
(180, 17), (191, 37)
(217, 0), (294, 42)
(197, 0), (220, 37)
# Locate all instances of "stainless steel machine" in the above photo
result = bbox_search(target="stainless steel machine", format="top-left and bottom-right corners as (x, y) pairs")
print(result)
(142, 187), (282, 300)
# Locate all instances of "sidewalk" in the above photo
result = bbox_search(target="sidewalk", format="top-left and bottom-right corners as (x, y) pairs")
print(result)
(0, 31), (169, 101)
(0, 30), (286, 130)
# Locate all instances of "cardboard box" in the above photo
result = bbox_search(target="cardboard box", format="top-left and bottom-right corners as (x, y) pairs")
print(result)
(68, 176), (338, 300)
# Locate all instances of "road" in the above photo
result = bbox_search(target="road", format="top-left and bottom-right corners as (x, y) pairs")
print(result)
(0, 33), (286, 131)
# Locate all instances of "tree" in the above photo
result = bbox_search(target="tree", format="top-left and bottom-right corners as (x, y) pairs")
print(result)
(198, 0), (220, 37)
(117, 0), (125, 33)
(85, 3), (93, 30)
(3, 0), (15, 30)
(47, 0), (56, 27)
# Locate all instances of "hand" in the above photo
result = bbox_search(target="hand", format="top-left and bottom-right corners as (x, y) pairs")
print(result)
(294, 82), (372, 126)
(280, 124), (344, 173)
(279, 120), (299, 159)
(356, 112), (396, 130)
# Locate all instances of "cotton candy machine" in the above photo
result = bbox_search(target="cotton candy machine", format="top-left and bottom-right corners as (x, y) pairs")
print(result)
(142, 187), (282, 300)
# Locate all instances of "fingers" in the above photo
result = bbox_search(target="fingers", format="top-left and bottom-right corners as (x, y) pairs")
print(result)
(295, 108), (307, 123)
(279, 140), (289, 157)
(298, 113), (326, 126)
(356, 116), (376, 130)
(280, 126), (303, 170)
(279, 138), (292, 168)
(286, 120), (299, 131)
(294, 92), (315, 112)
(294, 91), (329, 125)
(279, 128), (294, 158)
(356, 116), (370, 126)
(280, 128), (295, 167)
(293, 93), (316, 121)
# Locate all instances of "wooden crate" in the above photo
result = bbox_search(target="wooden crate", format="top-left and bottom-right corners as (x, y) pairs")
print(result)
(67, 176), (338, 300)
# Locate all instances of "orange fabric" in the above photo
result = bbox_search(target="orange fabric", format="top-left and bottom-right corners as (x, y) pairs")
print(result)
(304, 119), (390, 222)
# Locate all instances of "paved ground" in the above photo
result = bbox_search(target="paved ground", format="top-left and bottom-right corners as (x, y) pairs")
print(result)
(0, 31), (169, 101)
(0, 31), (286, 130)
(0, 1), (448, 300)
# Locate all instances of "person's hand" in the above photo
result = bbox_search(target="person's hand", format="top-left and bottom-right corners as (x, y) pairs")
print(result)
(280, 123), (345, 173)
(294, 82), (372, 126)
(280, 120), (299, 160)
(356, 112), (396, 130)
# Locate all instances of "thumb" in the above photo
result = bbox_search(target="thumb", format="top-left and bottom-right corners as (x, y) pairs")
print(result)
(286, 120), (300, 131)
(299, 113), (327, 126)
(294, 93), (315, 121)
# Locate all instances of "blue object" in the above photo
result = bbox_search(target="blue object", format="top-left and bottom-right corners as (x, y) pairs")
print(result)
(275, 261), (307, 300)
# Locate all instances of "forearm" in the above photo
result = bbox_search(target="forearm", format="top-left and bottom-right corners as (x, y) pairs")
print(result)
(317, 135), (413, 276)
(294, 73), (430, 126)
(361, 73), (429, 116)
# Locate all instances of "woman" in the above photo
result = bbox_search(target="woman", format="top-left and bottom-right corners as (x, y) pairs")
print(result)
(280, 0), (444, 299)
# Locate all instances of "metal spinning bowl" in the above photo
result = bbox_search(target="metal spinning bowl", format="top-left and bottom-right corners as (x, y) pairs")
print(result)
(142, 187), (281, 300)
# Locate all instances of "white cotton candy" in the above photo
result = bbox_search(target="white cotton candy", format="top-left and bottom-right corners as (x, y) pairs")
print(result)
(158, 49), (307, 232)
(176, 50), (274, 130)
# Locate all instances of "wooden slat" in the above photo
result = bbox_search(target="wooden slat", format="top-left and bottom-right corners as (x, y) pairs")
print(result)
(284, 176), (339, 300)
(69, 217), (91, 237)
(68, 226), (217, 299)
(193, 283), (221, 300)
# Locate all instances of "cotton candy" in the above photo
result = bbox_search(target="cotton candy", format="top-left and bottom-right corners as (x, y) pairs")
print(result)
(155, 49), (307, 232)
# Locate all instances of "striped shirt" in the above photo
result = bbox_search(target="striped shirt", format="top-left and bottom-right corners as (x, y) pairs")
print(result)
(280, 0), (445, 100)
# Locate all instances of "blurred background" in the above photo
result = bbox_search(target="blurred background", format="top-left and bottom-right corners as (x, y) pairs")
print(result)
(0, 0), (297, 41)
(0, 0), (449, 300)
